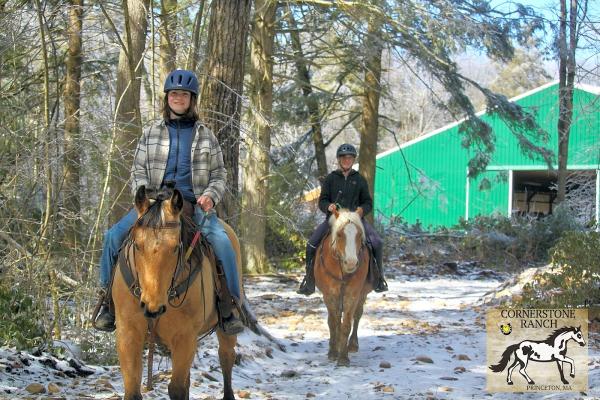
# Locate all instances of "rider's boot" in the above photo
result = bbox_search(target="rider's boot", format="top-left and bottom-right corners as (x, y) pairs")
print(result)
(215, 261), (245, 335)
(94, 288), (116, 332)
(297, 247), (316, 296)
(373, 247), (388, 293)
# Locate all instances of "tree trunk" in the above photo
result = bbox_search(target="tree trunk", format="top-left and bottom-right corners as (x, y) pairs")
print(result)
(110, 0), (150, 221)
(241, 0), (276, 274)
(286, 12), (327, 182)
(358, 17), (383, 224)
(199, 0), (252, 226)
(186, 0), (205, 71)
(159, 0), (177, 84)
(63, 0), (84, 246)
(556, 0), (578, 203)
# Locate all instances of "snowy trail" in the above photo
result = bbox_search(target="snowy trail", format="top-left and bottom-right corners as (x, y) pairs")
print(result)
(1, 270), (598, 399)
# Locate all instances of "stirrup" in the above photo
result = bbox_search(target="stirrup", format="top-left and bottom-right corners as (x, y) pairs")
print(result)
(94, 306), (116, 332)
(220, 313), (244, 335)
(92, 288), (116, 332)
(296, 276), (315, 295)
(374, 278), (388, 293)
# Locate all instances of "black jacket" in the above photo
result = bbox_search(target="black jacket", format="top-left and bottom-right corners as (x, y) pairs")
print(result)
(318, 169), (373, 217)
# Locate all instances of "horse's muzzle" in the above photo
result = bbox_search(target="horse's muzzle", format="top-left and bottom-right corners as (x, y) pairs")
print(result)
(141, 302), (167, 319)
(342, 259), (359, 274)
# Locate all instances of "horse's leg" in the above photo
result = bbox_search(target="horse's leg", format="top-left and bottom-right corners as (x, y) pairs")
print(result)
(336, 297), (360, 367)
(323, 295), (340, 361)
(555, 359), (568, 384)
(517, 357), (534, 384)
(167, 333), (196, 400)
(116, 325), (146, 400)
(216, 329), (237, 400)
(506, 358), (519, 385)
(348, 293), (367, 353)
(556, 354), (575, 381)
(564, 355), (575, 378)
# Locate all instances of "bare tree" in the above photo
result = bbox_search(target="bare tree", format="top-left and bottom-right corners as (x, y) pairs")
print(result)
(241, 0), (277, 274)
(63, 0), (84, 245)
(285, 10), (328, 181)
(186, 0), (206, 71)
(556, 0), (582, 203)
(159, 0), (177, 83)
(109, 0), (151, 220)
(199, 0), (252, 225)
(358, 14), (383, 224)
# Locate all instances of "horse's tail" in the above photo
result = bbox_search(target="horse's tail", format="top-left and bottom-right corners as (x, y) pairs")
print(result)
(241, 299), (286, 352)
(489, 343), (519, 372)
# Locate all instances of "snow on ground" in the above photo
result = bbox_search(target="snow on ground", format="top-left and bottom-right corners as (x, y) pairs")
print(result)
(1, 266), (599, 399)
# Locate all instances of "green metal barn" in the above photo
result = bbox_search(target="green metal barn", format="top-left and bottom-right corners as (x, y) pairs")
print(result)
(374, 82), (600, 228)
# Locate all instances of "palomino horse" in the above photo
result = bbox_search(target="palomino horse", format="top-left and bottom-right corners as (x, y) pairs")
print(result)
(314, 208), (372, 366)
(112, 185), (243, 400)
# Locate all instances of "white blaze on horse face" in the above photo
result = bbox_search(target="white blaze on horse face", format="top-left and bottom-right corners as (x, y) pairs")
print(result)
(342, 223), (359, 273)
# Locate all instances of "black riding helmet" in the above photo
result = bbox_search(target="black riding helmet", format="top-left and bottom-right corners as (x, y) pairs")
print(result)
(336, 143), (357, 158)
(164, 69), (199, 95)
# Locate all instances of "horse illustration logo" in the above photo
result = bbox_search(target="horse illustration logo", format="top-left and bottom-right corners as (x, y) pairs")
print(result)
(489, 326), (586, 385)
(500, 323), (512, 335)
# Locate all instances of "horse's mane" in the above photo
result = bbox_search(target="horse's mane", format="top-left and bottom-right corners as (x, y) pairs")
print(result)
(543, 326), (578, 345)
(329, 209), (365, 246)
(135, 200), (163, 228)
(133, 197), (204, 263)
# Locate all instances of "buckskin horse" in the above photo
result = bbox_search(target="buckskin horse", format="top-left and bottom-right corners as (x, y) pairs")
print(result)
(314, 208), (372, 366)
(112, 185), (242, 400)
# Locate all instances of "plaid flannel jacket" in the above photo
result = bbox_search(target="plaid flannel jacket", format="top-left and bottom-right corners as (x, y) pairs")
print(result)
(130, 120), (227, 204)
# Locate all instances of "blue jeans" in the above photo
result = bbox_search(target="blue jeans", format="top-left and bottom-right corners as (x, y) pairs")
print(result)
(99, 208), (137, 287)
(99, 207), (241, 301)
(193, 207), (241, 300)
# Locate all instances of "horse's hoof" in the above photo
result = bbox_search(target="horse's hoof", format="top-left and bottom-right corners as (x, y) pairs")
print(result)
(528, 380), (535, 385)
(570, 373), (575, 378)
(563, 379), (570, 384)
(222, 391), (236, 400)
(328, 351), (338, 361)
(337, 358), (350, 367)
(348, 343), (358, 353)
(507, 381), (513, 385)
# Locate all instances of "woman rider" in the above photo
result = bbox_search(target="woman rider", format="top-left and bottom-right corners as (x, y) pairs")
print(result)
(297, 143), (388, 295)
(94, 69), (244, 335)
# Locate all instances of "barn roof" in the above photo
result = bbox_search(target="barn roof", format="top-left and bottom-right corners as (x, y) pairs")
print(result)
(376, 81), (600, 160)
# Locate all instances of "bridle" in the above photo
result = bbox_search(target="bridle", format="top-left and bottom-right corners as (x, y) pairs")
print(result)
(122, 211), (198, 308)
(322, 219), (366, 282)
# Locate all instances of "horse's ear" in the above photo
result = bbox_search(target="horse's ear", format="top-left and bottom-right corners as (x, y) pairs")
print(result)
(332, 207), (340, 219)
(135, 185), (151, 215)
(166, 188), (184, 215)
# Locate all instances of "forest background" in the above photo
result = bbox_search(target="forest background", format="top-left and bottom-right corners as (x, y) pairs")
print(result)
(0, 0), (599, 359)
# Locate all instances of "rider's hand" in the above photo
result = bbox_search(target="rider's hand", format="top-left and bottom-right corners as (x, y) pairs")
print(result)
(328, 203), (336, 212)
(197, 195), (214, 212)
(356, 207), (364, 218)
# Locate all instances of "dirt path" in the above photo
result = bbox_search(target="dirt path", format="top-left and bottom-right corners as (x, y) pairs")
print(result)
(1, 267), (598, 399)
